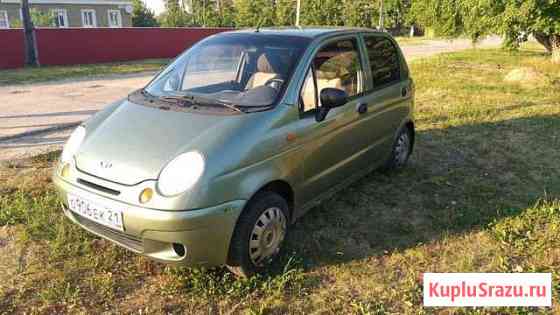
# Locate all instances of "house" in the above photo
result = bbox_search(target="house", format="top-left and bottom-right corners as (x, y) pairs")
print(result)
(0, 0), (133, 28)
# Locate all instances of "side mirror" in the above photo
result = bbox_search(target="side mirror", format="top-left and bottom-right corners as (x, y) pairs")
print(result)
(316, 88), (348, 122)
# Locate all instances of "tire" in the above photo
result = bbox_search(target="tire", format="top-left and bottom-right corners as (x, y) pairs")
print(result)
(226, 191), (289, 278)
(382, 125), (414, 172)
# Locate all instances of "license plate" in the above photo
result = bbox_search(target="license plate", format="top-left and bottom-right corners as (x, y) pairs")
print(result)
(68, 193), (124, 231)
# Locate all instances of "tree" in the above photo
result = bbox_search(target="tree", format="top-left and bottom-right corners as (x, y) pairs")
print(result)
(21, 0), (39, 66)
(188, 0), (234, 27)
(211, 0), (236, 27)
(410, 0), (560, 63)
(300, 0), (344, 26)
(233, 0), (275, 27)
(132, 0), (159, 27)
(275, 0), (296, 26)
(384, 0), (412, 32)
(12, 8), (55, 27)
(491, 0), (560, 63)
(409, 0), (464, 38)
(30, 9), (55, 26)
(161, 0), (188, 27)
(343, 0), (377, 28)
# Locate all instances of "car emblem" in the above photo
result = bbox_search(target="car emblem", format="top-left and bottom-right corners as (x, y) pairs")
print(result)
(99, 161), (113, 169)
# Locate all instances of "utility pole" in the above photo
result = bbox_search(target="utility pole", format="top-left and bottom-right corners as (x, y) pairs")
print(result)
(295, 0), (301, 27)
(21, 0), (39, 66)
(378, 0), (385, 31)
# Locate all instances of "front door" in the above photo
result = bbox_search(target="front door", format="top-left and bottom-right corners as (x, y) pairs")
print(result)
(294, 37), (371, 207)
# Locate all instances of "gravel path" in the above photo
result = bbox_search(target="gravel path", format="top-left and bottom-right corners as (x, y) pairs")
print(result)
(0, 37), (502, 162)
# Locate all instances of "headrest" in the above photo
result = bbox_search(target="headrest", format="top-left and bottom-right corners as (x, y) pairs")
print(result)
(257, 53), (277, 73)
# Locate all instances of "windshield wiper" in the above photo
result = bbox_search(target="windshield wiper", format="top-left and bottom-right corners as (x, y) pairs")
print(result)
(160, 93), (245, 114)
(201, 98), (246, 114)
(158, 95), (195, 107)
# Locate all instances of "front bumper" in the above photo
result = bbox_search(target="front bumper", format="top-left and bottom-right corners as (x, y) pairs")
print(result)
(53, 174), (245, 267)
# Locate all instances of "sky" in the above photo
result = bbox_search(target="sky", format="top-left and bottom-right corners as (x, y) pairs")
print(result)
(145, 0), (165, 15)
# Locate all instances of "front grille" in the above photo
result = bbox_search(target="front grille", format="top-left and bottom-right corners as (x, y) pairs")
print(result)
(74, 213), (143, 252)
(77, 178), (120, 196)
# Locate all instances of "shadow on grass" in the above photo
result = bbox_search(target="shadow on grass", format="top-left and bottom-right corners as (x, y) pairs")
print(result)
(285, 114), (560, 270)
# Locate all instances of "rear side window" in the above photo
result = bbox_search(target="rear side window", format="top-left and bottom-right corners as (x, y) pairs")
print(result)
(363, 36), (401, 88)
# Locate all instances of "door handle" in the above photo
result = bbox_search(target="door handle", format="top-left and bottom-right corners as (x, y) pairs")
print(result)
(356, 103), (368, 114)
(401, 87), (408, 97)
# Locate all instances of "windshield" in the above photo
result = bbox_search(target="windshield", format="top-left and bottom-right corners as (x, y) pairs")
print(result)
(145, 33), (312, 109)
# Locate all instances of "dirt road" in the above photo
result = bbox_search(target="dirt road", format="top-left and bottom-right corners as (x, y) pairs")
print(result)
(0, 37), (501, 162)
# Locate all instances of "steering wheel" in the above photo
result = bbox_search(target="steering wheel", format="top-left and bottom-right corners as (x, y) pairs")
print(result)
(264, 78), (284, 90)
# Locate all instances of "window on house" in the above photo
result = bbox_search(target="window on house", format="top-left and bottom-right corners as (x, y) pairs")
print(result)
(52, 9), (68, 28)
(0, 11), (9, 29)
(107, 10), (122, 27)
(364, 36), (401, 88)
(81, 9), (97, 27)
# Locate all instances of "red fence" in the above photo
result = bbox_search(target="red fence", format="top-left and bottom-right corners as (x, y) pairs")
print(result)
(0, 27), (232, 69)
(0, 30), (25, 69)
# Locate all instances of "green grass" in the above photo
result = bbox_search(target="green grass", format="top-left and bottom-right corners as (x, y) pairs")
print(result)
(1, 48), (560, 314)
(0, 59), (169, 86)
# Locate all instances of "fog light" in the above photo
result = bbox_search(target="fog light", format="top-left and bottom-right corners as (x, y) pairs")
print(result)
(139, 188), (153, 204)
(61, 163), (71, 178)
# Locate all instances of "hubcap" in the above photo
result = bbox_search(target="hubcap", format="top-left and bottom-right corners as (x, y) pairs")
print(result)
(394, 131), (410, 166)
(249, 207), (287, 266)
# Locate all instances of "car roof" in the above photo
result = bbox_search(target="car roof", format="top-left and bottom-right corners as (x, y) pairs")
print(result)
(228, 27), (387, 39)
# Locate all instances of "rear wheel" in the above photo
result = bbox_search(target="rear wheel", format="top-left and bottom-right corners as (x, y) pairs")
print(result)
(227, 191), (288, 277)
(382, 126), (413, 171)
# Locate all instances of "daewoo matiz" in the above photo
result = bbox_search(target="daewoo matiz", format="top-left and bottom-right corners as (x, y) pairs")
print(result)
(53, 27), (415, 277)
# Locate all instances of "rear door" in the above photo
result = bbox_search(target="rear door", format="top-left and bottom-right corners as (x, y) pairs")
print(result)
(356, 33), (413, 163)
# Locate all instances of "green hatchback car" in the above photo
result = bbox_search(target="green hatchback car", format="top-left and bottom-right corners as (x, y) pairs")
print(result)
(53, 27), (415, 277)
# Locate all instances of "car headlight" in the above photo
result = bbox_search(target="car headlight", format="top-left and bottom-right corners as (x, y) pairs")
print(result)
(61, 126), (86, 163)
(157, 151), (205, 196)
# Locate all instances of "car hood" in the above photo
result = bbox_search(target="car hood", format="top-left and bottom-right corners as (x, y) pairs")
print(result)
(75, 100), (245, 186)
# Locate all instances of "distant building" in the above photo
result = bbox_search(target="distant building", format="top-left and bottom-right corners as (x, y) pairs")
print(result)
(0, 0), (133, 28)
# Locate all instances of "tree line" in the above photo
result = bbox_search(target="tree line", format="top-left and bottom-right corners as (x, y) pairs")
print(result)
(21, 0), (558, 63)
(134, 0), (412, 32)
(132, 0), (559, 62)
(409, 0), (560, 62)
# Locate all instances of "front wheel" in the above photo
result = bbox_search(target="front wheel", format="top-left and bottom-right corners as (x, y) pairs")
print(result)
(382, 126), (414, 171)
(227, 192), (288, 277)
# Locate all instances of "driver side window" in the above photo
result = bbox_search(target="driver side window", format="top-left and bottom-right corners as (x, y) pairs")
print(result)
(300, 38), (363, 114)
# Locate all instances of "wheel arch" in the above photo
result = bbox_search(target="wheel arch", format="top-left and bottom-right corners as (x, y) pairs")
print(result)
(246, 180), (295, 222)
(225, 179), (295, 268)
